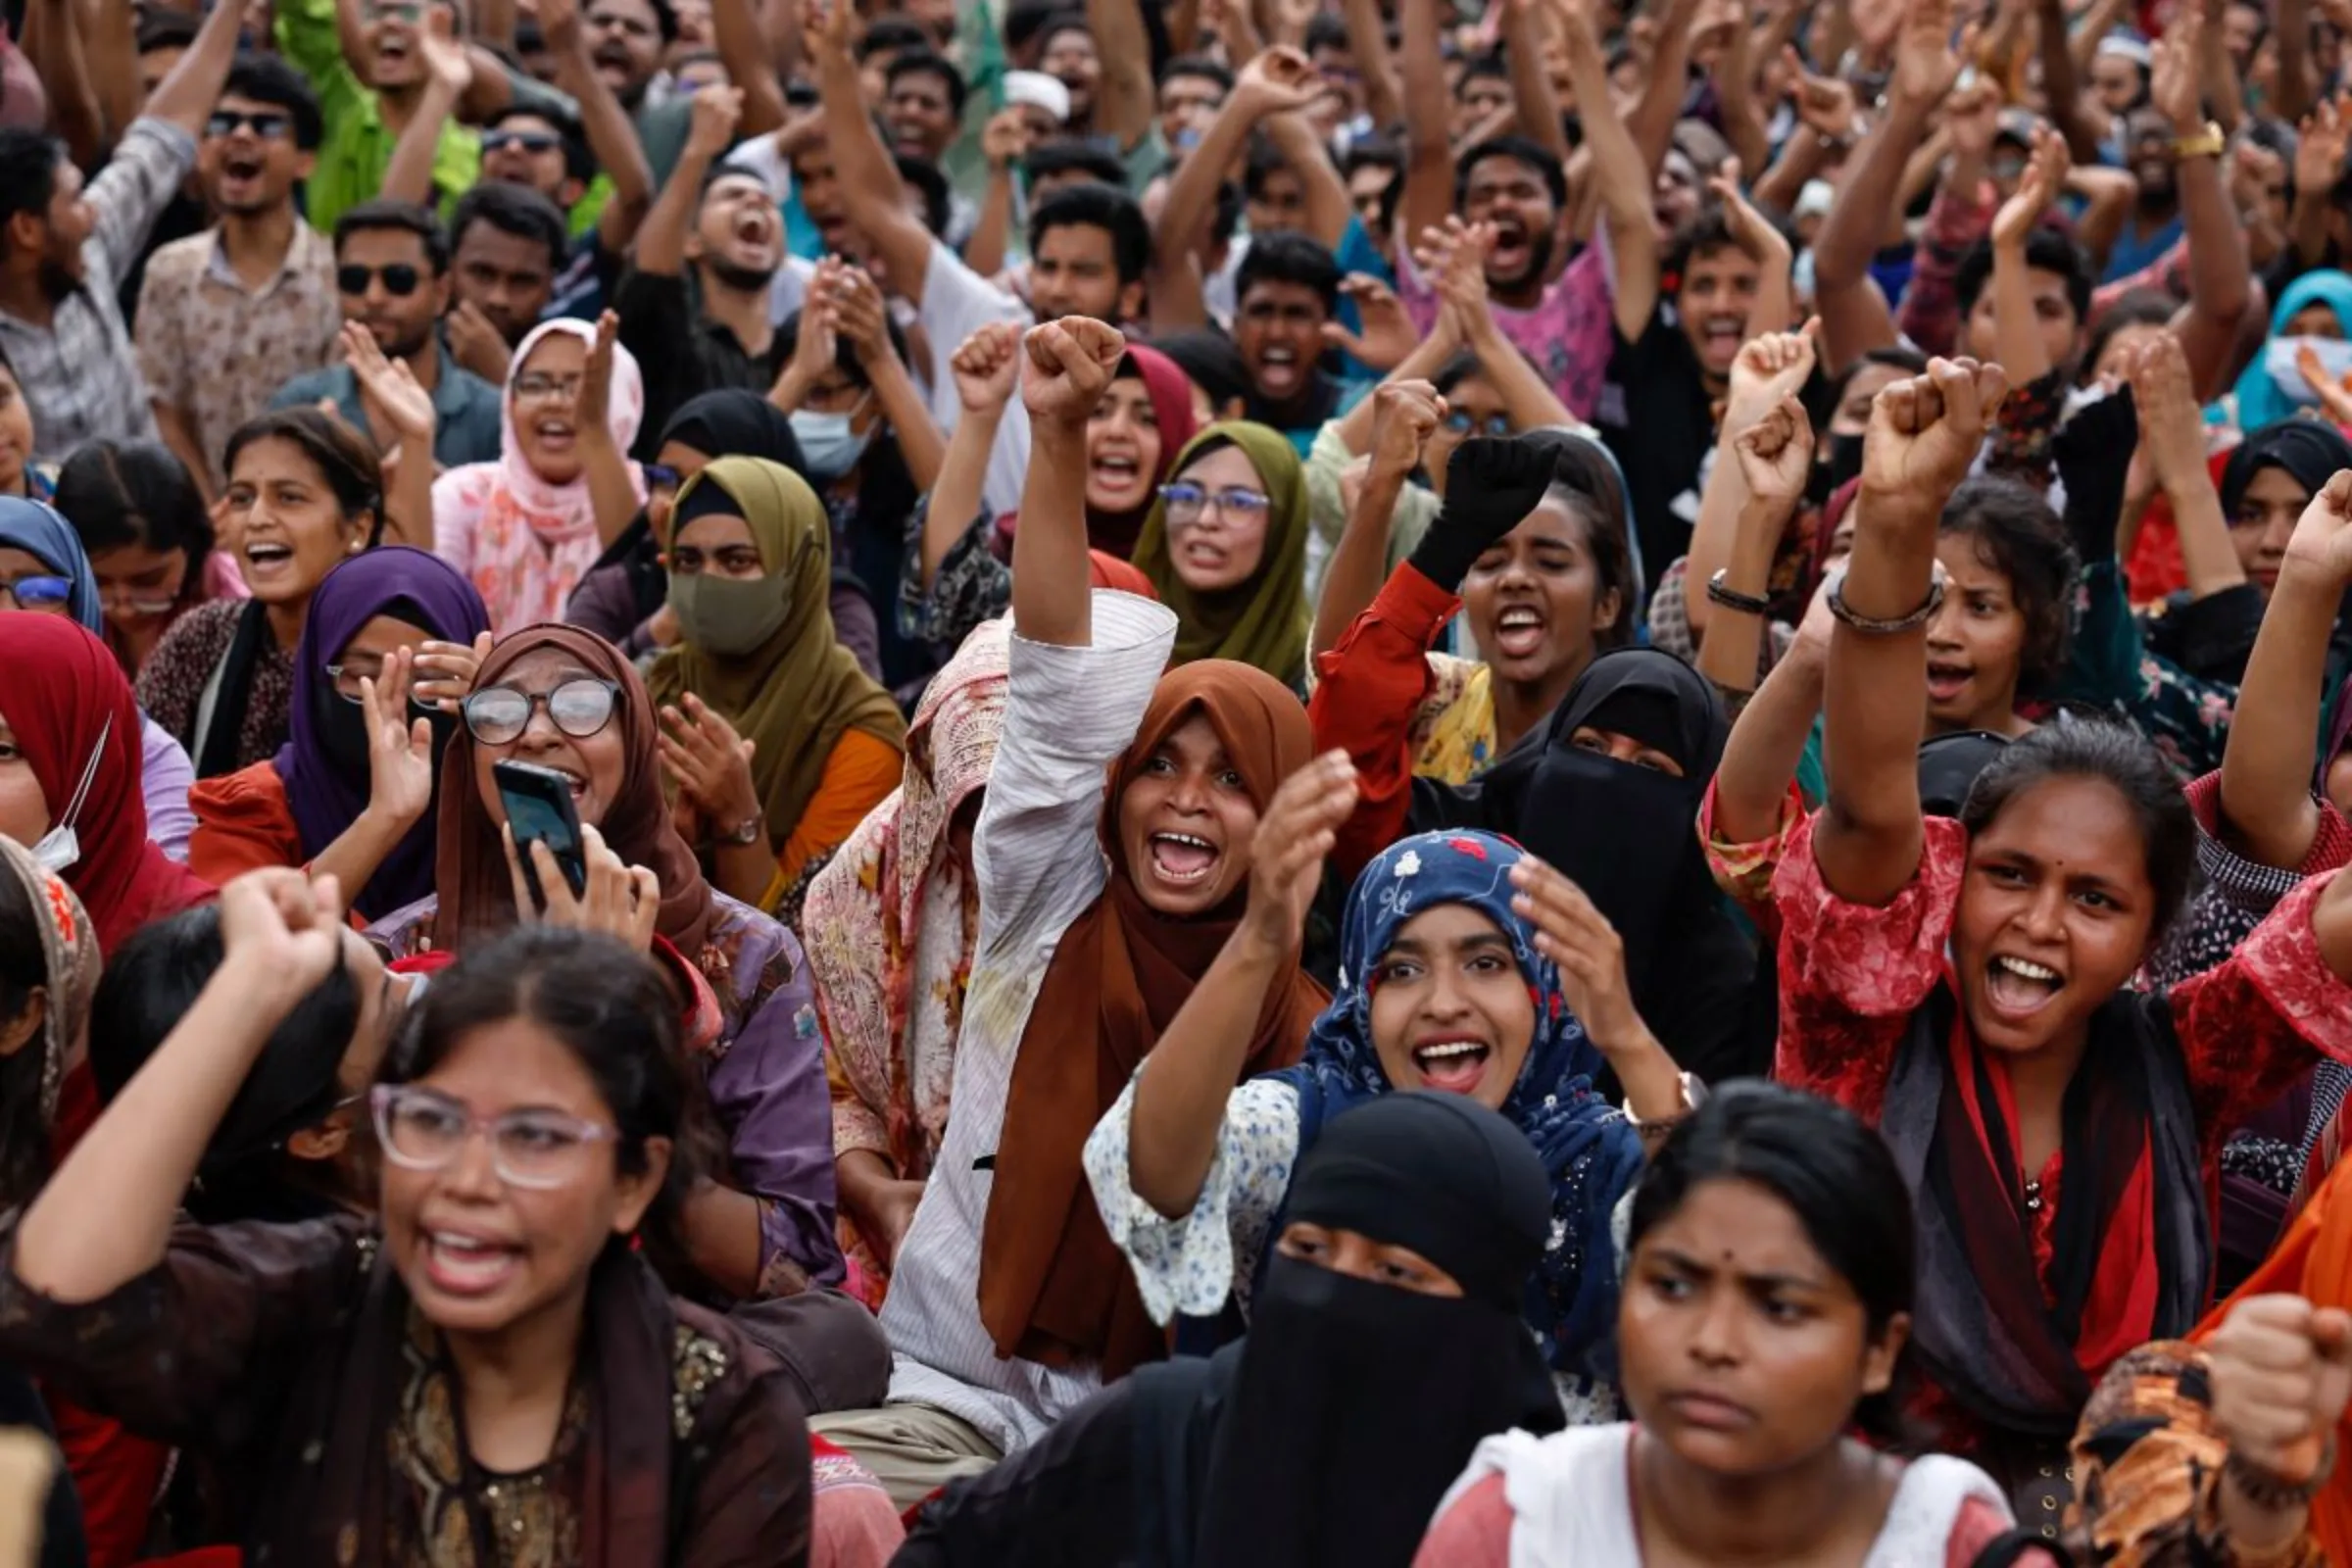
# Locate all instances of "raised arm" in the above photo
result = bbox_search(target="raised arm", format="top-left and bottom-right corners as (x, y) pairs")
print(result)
(965, 112), (1032, 282)
(1337, 0), (1402, 128)
(634, 84), (742, 279)
(2219, 471), (2352, 871)
(1987, 128), (2068, 386)
(137, 0), (242, 141)
(833, 265), (946, 494)
(1396, 0), (1458, 255)
(381, 17), (469, 208)
(2157, 7), (2256, 399)
(1012, 318), (1128, 648)
(1263, 107), (1355, 250)
(1814, 358), (2007, 906)
(340, 322), (438, 549)
(1313, 379), (1444, 659)
(1706, 0), (1772, 174)
(710, 0), (787, 137)
(808, 0), (935, 303)
(2034, 0), (2101, 164)
(1695, 392), (1813, 695)
(1127, 754), (1356, 1219)
(1547, 0), (1658, 341)
(1090, 0), (1157, 153)
(923, 323), (1021, 589)
(536, 0), (657, 255)
(1627, 0), (1699, 172)
(2129, 332), (2246, 599)
(571, 313), (644, 549)
(1499, 0), (1570, 169)
(1440, 230), (1579, 428)
(1712, 583), (1834, 845)
(19, 0), (100, 168)
(1682, 322), (1819, 639)
(1155, 47), (1326, 280)
(14, 870), (346, 1303)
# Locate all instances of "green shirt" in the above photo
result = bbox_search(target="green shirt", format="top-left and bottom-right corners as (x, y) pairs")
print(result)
(277, 0), (479, 233)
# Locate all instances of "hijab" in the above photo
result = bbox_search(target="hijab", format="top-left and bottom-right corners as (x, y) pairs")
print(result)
(2218, 416), (2352, 517)
(0, 497), (101, 629)
(0, 836), (99, 1206)
(430, 624), (714, 957)
(977, 661), (1328, 1378)
(0, 616), (214, 956)
(991, 347), (1202, 562)
(2230, 270), (2352, 431)
(1267, 828), (1644, 1375)
(646, 457), (906, 843)
(275, 550), (491, 920)
(433, 318), (647, 632)
(1131, 423), (1311, 687)
(1178, 1093), (1566, 1568)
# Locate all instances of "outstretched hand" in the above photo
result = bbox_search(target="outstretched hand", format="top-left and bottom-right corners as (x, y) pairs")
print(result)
(1406, 436), (1559, 590)
(1240, 752), (1359, 956)
(1508, 857), (1645, 1054)
(1020, 318), (1127, 426)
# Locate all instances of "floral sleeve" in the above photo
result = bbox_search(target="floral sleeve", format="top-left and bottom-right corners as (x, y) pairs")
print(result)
(897, 498), (1007, 652)
(2062, 560), (2234, 779)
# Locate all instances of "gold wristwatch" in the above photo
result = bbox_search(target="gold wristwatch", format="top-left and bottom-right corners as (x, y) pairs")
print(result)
(2172, 120), (2226, 162)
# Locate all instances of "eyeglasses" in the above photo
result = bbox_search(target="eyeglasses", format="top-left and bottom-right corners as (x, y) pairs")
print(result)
(482, 129), (563, 156)
(1159, 482), (1271, 523)
(206, 110), (295, 140)
(514, 372), (583, 403)
(0, 575), (74, 612)
(462, 678), (620, 746)
(337, 263), (423, 297)
(324, 657), (421, 705)
(371, 1085), (620, 1191)
(367, 0), (426, 21)
(1444, 411), (1511, 438)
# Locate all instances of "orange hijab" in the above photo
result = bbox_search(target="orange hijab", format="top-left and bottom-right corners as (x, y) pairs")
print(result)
(976, 660), (1328, 1378)
(2195, 1157), (2352, 1558)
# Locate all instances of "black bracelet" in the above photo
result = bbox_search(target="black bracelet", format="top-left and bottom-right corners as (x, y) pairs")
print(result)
(1827, 574), (1945, 636)
(1704, 569), (1772, 616)
(2226, 1440), (2335, 1512)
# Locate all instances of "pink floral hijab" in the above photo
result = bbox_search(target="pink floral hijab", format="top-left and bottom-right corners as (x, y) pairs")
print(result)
(429, 318), (647, 633)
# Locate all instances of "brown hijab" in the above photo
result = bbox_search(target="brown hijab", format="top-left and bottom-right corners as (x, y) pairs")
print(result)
(977, 660), (1329, 1378)
(432, 624), (716, 958)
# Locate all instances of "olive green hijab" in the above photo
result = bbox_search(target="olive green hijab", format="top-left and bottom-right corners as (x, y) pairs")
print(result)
(647, 456), (905, 846)
(1132, 421), (1311, 687)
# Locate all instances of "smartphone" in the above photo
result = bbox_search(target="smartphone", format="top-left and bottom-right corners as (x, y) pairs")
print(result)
(493, 760), (588, 907)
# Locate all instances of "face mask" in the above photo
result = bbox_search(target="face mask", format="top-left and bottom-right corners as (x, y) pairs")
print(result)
(2266, 334), (2352, 405)
(31, 716), (111, 874)
(789, 410), (873, 481)
(668, 570), (790, 658)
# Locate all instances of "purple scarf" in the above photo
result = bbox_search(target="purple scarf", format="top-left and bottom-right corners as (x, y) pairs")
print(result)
(273, 549), (489, 919)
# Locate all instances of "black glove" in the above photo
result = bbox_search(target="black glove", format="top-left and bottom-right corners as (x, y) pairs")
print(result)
(1406, 437), (1561, 590)
(2051, 384), (2137, 566)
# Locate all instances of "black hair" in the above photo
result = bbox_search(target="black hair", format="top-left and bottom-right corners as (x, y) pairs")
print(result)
(1937, 474), (2077, 691)
(1454, 133), (1569, 214)
(636, 0), (680, 44)
(1033, 9), (1093, 55)
(1151, 328), (1250, 411)
(135, 11), (201, 53)
(1004, 0), (1065, 56)
(0, 129), (68, 256)
(1236, 229), (1342, 314)
(381, 926), (700, 1265)
(221, 52), (326, 151)
(50, 441), (215, 580)
(448, 180), (568, 272)
(1158, 53), (1234, 93)
(1453, 53), (1512, 97)
(894, 152), (953, 239)
(1025, 137), (1130, 189)
(1955, 228), (2094, 325)
(0, 868), (52, 1211)
(1544, 440), (1637, 652)
(1959, 713), (2202, 945)
(885, 48), (969, 118)
(486, 101), (595, 186)
(1663, 201), (1791, 287)
(1244, 133), (1300, 204)
(2080, 289), (2177, 385)
(332, 198), (451, 274)
(1345, 138), (1405, 234)
(88, 906), (361, 1219)
(1629, 1081), (1920, 1449)
(1303, 11), (1350, 53)
(1029, 181), (1151, 286)
(776, 301), (911, 393)
(221, 410), (389, 546)
(1430, 346), (1482, 395)
(1811, 344), (1929, 431)
(856, 16), (931, 59)
(1209, 179), (1244, 248)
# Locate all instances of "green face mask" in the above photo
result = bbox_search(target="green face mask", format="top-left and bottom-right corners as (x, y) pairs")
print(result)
(667, 571), (789, 658)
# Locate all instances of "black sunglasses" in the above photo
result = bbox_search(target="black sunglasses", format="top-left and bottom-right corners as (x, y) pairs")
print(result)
(337, 263), (423, 297)
(462, 679), (621, 746)
(483, 129), (562, 155)
(206, 110), (294, 140)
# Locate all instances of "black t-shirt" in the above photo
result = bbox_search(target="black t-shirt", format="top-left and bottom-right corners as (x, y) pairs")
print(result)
(1593, 306), (1717, 598)
(612, 268), (788, 459)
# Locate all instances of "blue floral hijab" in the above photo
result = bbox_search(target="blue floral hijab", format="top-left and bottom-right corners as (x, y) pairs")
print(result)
(1261, 828), (1644, 1377)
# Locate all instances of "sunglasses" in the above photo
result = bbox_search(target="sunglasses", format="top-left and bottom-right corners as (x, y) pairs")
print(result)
(206, 110), (294, 140)
(462, 678), (620, 746)
(337, 263), (423, 297)
(482, 129), (563, 156)
(1444, 411), (1511, 437)
(0, 575), (73, 611)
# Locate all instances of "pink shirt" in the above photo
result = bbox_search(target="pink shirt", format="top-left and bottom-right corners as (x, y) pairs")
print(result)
(1394, 232), (1618, 423)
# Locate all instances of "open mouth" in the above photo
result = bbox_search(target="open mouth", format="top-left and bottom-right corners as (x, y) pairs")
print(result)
(374, 30), (414, 69)
(1699, 315), (1745, 358)
(1489, 220), (1530, 271)
(1090, 451), (1142, 490)
(1411, 1038), (1492, 1094)
(1177, 538), (1231, 575)
(532, 416), (577, 452)
(242, 539), (293, 579)
(1256, 344), (1300, 394)
(219, 153), (266, 190)
(422, 1229), (522, 1297)
(1492, 605), (1546, 660)
(1926, 661), (1972, 705)
(541, 764), (588, 802)
(1147, 831), (1219, 884)
(1984, 954), (2064, 1018)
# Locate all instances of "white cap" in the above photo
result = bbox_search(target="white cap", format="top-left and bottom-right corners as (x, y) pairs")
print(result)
(1794, 178), (1836, 220)
(1004, 71), (1072, 123)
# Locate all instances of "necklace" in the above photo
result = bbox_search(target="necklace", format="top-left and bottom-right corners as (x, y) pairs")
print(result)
(2023, 1178), (2044, 1212)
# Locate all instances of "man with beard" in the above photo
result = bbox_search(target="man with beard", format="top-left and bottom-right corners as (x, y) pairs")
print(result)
(2104, 107), (2188, 281)
(1233, 233), (1366, 455)
(0, 0), (239, 463)
(135, 55), (343, 498)
(441, 182), (567, 383)
(582, 0), (784, 187)
(270, 200), (503, 466)
(1393, 0), (1652, 425)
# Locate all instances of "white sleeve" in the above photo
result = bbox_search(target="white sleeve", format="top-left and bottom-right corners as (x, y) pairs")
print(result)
(916, 238), (1033, 516)
(1083, 1074), (1302, 1326)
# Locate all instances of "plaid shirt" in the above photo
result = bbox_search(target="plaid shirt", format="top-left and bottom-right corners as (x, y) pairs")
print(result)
(0, 118), (195, 462)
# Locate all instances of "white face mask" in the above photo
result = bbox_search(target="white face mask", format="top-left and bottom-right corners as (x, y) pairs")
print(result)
(2267, 334), (2352, 405)
(30, 716), (110, 875)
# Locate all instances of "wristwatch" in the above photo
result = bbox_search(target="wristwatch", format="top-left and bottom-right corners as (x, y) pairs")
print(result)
(2172, 120), (2226, 162)
(716, 811), (766, 847)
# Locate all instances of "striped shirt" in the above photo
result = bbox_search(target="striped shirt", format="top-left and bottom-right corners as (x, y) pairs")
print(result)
(873, 590), (1178, 1454)
(0, 119), (195, 462)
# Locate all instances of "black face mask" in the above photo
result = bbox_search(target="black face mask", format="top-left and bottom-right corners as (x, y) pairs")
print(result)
(317, 690), (456, 782)
(1808, 430), (1867, 506)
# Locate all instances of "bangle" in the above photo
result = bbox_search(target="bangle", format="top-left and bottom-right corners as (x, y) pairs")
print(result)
(1705, 568), (1772, 615)
(1827, 574), (1945, 635)
(2172, 120), (2226, 162)
(2226, 1440), (2335, 1512)
(716, 810), (766, 847)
